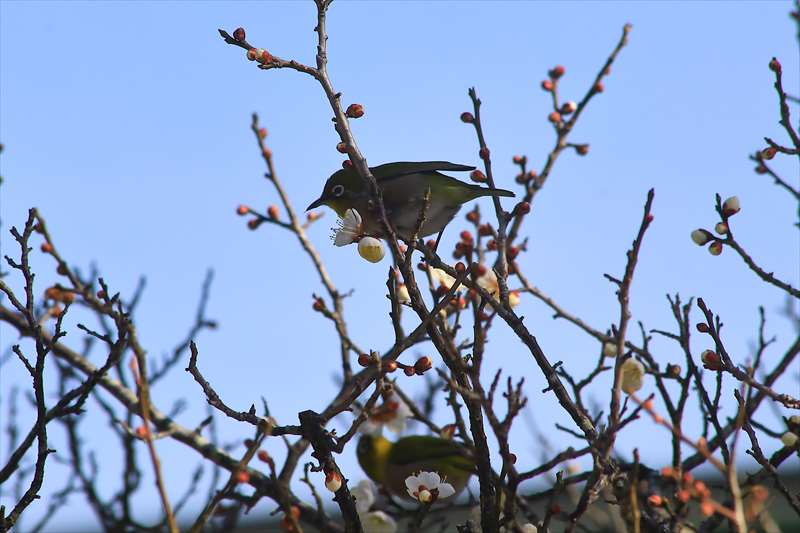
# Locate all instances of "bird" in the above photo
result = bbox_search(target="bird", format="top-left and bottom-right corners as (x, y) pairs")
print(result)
(306, 161), (514, 242)
(356, 433), (475, 499)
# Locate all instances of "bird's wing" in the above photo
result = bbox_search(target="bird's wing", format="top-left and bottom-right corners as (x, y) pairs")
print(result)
(371, 161), (475, 181)
(388, 436), (475, 473)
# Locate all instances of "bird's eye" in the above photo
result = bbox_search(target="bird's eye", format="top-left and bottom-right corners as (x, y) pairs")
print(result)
(331, 184), (345, 197)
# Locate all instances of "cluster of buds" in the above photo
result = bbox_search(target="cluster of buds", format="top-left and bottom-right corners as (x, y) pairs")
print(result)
(516, 169), (537, 184)
(453, 230), (474, 260)
(44, 285), (75, 304)
(701, 349), (722, 371)
(657, 466), (728, 517)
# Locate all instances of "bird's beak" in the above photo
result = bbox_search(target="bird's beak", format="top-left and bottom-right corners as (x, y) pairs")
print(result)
(306, 196), (325, 211)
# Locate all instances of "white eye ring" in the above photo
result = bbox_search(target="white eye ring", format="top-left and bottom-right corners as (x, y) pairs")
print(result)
(332, 184), (345, 197)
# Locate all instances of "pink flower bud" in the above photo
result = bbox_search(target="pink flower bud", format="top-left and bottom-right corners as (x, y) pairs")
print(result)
(233, 27), (246, 42)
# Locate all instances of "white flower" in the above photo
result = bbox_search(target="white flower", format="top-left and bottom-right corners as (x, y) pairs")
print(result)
(430, 268), (459, 290)
(621, 358), (645, 394)
(781, 431), (798, 448)
(333, 208), (363, 246)
(351, 479), (376, 514)
(405, 471), (456, 502)
(477, 269), (519, 308)
(359, 394), (413, 436)
(360, 510), (397, 533)
(358, 237), (385, 263)
(602, 342), (618, 358)
(691, 229), (711, 246)
(521, 525), (538, 533)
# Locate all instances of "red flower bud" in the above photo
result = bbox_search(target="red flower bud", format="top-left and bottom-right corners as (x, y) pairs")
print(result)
(471, 263), (487, 277)
(761, 147), (776, 160)
(237, 204), (249, 216)
(414, 356), (432, 373)
(460, 230), (473, 243)
(701, 349), (721, 371)
(486, 239), (497, 251)
(384, 360), (398, 373)
(696, 323), (709, 333)
(41, 242), (53, 253)
(247, 219), (261, 230)
(336, 142), (348, 154)
(769, 57), (781, 73)
(268, 205), (279, 220)
(541, 80), (553, 91)
(470, 169), (486, 182)
(593, 81), (604, 93)
(235, 470), (250, 484)
(516, 202), (531, 215)
(345, 104), (364, 118)
(312, 298), (324, 312)
(477, 224), (493, 237)
(455, 262), (466, 274)
(357, 353), (370, 366)
(404, 366), (415, 376)
(512, 155), (525, 165)
(755, 164), (768, 174)
(257, 450), (271, 463)
(648, 494), (663, 506)
(549, 65), (565, 79)
(342, 159), (353, 169)
(460, 112), (474, 123)
(479, 147), (490, 161)
(258, 127), (268, 140)
(466, 210), (480, 223)
(246, 48), (258, 61)
(576, 144), (590, 156)
(548, 111), (562, 123)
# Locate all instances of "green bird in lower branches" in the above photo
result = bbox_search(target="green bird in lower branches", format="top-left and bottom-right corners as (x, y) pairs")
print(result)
(306, 161), (514, 242)
(356, 433), (475, 500)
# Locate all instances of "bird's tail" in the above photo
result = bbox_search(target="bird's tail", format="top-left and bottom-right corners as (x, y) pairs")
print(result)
(471, 186), (515, 199)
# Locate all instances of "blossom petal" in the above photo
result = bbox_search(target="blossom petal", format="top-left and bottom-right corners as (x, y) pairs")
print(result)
(405, 474), (422, 492)
(418, 471), (441, 488)
(436, 482), (455, 499)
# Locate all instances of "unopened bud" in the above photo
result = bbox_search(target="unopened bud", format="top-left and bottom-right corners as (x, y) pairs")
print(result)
(549, 65), (565, 79)
(479, 147), (490, 161)
(246, 48), (258, 61)
(714, 222), (728, 235)
(708, 241), (723, 256)
(701, 349), (721, 371)
(233, 27), (246, 42)
(325, 471), (343, 492)
(358, 353), (371, 367)
(358, 237), (385, 263)
(268, 205), (279, 220)
(691, 229), (712, 245)
(345, 104), (364, 118)
(593, 81), (604, 93)
(666, 363), (681, 378)
(781, 431), (798, 448)
(696, 322), (709, 333)
(602, 342), (618, 358)
(761, 147), (777, 160)
(561, 101), (577, 114)
(541, 80), (553, 91)
(575, 144), (589, 156)
(548, 111), (562, 123)
(460, 112), (474, 123)
(235, 470), (250, 484)
(414, 356), (432, 374)
(768, 57), (781, 73)
(257, 127), (268, 140)
(722, 196), (740, 217)
(470, 169), (486, 183)
(237, 204), (249, 216)
(512, 155), (526, 165)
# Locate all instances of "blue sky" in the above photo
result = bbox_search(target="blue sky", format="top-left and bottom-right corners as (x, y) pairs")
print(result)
(1, 1), (798, 530)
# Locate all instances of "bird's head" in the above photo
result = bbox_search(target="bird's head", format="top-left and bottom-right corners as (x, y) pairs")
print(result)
(306, 168), (364, 217)
(356, 433), (392, 484)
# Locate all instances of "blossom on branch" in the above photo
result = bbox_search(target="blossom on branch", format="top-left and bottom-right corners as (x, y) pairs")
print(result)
(359, 394), (412, 435)
(405, 471), (455, 503)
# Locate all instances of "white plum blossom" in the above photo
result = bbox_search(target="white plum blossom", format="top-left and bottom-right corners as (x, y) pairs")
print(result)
(476, 269), (520, 308)
(358, 394), (413, 436)
(621, 358), (645, 394)
(333, 208), (363, 246)
(430, 268), (459, 291)
(358, 237), (385, 263)
(360, 510), (397, 533)
(405, 471), (455, 502)
(351, 479), (377, 514)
